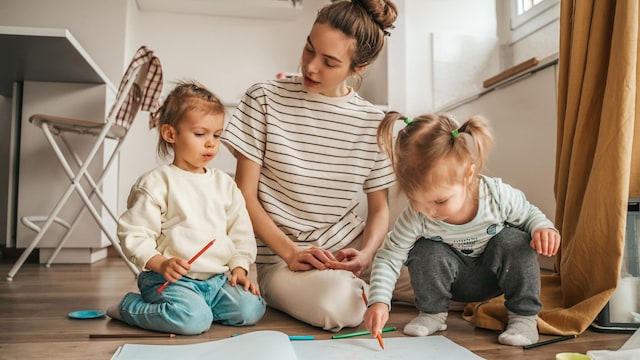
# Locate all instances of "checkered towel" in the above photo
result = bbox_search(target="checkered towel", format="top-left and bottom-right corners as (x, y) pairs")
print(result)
(113, 45), (163, 130)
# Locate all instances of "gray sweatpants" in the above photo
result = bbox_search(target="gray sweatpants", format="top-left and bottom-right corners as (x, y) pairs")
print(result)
(406, 226), (542, 316)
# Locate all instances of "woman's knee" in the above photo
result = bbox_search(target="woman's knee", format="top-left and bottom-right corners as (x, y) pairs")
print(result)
(278, 269), (365, 330)
(316, 275), (366, 329)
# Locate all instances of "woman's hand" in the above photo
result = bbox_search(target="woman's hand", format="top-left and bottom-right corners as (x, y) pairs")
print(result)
(332, 247), (370, 277)
(364, 302), (390, 338)
(530, 228), (561, 257)
(285, 246), (338, 272)
(230, 267), (261, 295)
(332, 189), (388, 277)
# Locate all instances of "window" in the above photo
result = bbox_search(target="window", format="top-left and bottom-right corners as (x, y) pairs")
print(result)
(510, 0), (560, 42)
(516, 0), (546, 16)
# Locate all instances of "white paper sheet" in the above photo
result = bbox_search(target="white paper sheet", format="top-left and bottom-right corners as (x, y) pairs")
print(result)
(110, 330), (485, 360)
(111, 331), (297, 360)
(584, 326), (640, 360)
(293, 335), (485, 360)
(619, 326), (640, 350)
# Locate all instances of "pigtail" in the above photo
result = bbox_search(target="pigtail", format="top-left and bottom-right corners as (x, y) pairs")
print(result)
(148, 96), (167, 129)
(458, 115), (494, 174)
(377, 111), (405, 169)
(148, 111), (160, 129)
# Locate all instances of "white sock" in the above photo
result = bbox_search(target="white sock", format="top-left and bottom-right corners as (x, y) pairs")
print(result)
(106, 304), (122, 321)
(498, 311), (539, 346)
(403, 312), (448, 336)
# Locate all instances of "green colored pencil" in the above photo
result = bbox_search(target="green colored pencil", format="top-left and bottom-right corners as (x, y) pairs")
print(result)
(331, 326), (396, 339)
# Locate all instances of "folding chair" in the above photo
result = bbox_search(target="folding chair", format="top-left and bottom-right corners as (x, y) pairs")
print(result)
(6, 45), (163, 281)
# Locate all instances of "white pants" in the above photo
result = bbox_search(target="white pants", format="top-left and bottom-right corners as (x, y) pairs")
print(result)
(257, 261), (414, 332)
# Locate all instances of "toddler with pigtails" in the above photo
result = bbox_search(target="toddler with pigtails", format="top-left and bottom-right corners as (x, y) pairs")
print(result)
(364, 111), (560, 346)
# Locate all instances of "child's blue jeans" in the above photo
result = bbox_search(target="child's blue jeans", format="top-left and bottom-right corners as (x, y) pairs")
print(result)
(118, 271), (266, 335)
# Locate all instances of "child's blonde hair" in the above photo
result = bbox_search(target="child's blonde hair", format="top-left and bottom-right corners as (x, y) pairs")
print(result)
(150, 80), (224, 160)
(377, 111), (494, 198)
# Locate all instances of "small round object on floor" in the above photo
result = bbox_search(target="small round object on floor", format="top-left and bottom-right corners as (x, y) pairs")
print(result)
(68, 310), (106, 319)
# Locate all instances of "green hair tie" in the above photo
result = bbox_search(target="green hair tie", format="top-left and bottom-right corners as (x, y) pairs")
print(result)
(451, 129), (460, 138)
(404, 117), (413, 125)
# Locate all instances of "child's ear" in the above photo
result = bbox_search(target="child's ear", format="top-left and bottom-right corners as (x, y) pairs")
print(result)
(161, 124), (176, 143)
(466, 164), (476, 182)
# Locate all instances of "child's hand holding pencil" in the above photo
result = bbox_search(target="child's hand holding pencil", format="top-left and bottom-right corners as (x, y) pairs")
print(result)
(362, 288), (388, 350)
(156, 240), (215, 292)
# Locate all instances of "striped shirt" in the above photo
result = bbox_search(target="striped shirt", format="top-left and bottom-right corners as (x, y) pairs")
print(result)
(221, 77), (395, 263)
(369, 175), (556, 306)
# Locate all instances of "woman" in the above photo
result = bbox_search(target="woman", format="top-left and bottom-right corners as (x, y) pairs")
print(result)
(222, 0), (399, 331)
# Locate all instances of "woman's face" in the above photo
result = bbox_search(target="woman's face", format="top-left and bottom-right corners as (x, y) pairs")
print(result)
(301, 22), (361, 97)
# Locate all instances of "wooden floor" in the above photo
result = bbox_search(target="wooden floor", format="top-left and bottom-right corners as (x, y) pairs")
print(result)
(0, 253), (633, 360)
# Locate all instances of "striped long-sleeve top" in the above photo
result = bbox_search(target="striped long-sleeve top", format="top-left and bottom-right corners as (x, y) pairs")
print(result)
(369, 175), (556, 306)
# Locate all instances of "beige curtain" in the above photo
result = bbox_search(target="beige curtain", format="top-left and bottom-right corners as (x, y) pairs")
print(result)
(464, 0), (640, 335)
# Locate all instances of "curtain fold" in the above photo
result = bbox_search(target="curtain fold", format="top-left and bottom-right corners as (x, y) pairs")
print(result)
(464, 0), (639, 335)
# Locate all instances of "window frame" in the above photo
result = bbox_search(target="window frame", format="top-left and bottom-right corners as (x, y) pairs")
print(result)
(509, 0), (560, 43)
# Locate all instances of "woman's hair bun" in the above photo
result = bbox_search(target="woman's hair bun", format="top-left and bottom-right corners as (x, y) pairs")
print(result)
(352, 0), (398, 32)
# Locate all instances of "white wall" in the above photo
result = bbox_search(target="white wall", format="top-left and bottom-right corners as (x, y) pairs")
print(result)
(132, 4), (324, 105)
(386, 0), (408, 112)
(509, 21), (559, 64)
(393, 0), (497, 116)
(386, 0), (559, 116)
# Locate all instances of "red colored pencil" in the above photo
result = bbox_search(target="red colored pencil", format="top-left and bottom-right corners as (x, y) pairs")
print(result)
(157, 240), (215, 292)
